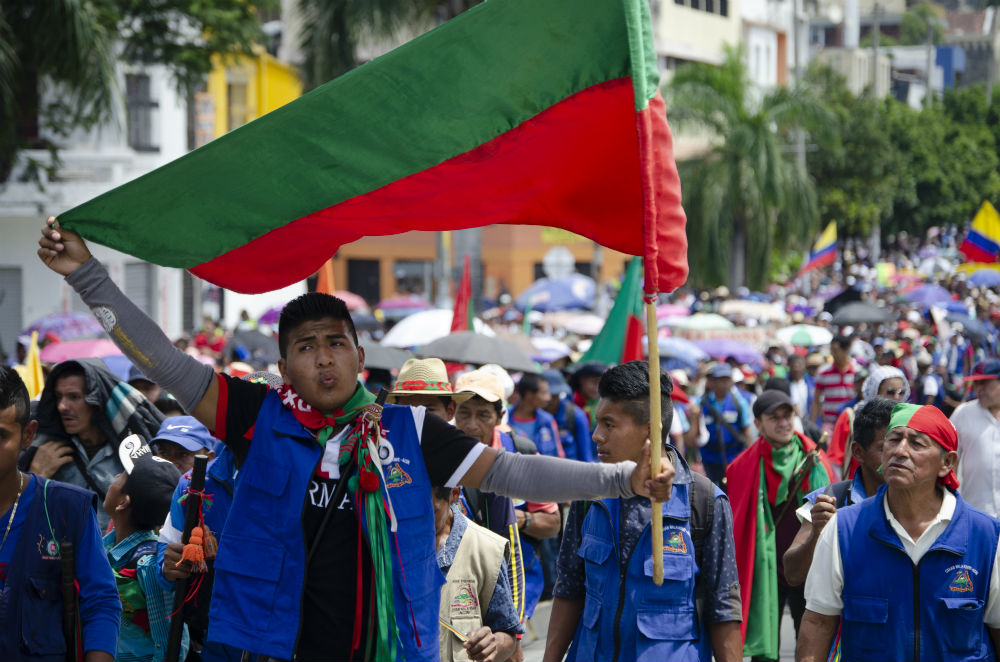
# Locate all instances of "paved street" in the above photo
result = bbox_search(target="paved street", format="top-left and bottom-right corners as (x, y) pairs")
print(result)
(519, 600), (797, 661)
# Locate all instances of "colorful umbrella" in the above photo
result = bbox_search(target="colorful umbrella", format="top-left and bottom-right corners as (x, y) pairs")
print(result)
(24, 312), (104, 342)
(376, 296), (432, 321)
(642, 336), (708, 369)
(40, 339), (123, 363)
(903, 284), (952, 306)
(530, 336), (573, 363)
(656, 303), (690, 319)
(968, 270), (1000, 287)
(332, 290), (369, 311)
(692, 338), (763, 365)
(665, 313), (734, 330)
(381, 309), (494, 348)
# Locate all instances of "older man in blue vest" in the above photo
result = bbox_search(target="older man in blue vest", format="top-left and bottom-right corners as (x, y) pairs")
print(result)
(798, 403), (1000, 661)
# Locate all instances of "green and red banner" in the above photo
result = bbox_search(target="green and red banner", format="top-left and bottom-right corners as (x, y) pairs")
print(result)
(579, 257), (644, 365)
(58, 0), (687, 295)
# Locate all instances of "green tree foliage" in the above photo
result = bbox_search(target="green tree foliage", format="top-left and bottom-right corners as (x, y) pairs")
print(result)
(899, 2), (944, 46)
(666, 45), (831, 290)
(808, 67), (1000, 244)
(0, 0), (273, 182)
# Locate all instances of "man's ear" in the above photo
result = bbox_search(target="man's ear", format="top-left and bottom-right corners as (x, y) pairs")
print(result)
(277, 358), (288, 383)
(446, 401), (457, 421)
(356, 345), (366, 375)
(116, 493), (132, 512)
(21, 420), (38, 450)
(940, 450), (959, 477)
(850, 441), (865, 464)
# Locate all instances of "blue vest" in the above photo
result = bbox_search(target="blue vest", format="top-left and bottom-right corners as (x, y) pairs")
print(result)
(700, 391), (747, 465)
(509, 407), (561, 457)
(568, 486), (708, 662)
(0, 477), (105, 661)
(838, 485), (1000, 662)
(207, 394), (443, 660)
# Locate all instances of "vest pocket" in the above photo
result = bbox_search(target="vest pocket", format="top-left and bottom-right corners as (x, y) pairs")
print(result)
(640, 554), (695, 606)
(939, 596), (984, 654)
(574, 596), (602, 658)
(212, 535), (285, 630)
(21, 575), (67, 655)
(578, 535), (613, 595)
(636, 608), (697, 641)
(842, 594), (888, 650)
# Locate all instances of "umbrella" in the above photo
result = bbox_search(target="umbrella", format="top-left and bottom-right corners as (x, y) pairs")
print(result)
(823, 287), (862, 314)
(514, 274), (595, 312)
(415, 331), (537, 373)
(331, 290), (369, 311)
(944, 301), (970, 315)
(40, 339), (123, 363)
(258, 305), (284, 325)
(903, 284), (952, 306)
(102, 355), (134, 381)
(376, 296), (432, 321)
(717, 300), (787, 322)
(24, 312), (104, 342)
(917, 257), (954, 277)
(968, 270), (1000, 287)
(536, 311), (606, 336)
(830, 302), (892, 326)
(776, 324), (833, 347)
(692, 338), (763, 365)
(381, 309), (494, 348)
(643, 336), (709, 369)
(529, 336), (573, 363)
(362, 344), (412, 371)
(665, 313), (734, 330)
(224, 329), (280, 366)
(945, 314), (989, 340)
(656, 304), (690, 319)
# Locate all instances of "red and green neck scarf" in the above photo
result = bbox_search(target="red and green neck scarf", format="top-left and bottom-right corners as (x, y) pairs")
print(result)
(278, 383), (403, 661)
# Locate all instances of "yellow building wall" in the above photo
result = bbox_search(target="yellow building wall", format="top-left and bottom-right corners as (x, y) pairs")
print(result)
(207, 50), (303, 139)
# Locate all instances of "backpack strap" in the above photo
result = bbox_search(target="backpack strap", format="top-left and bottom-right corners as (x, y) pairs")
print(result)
(688, 471), (716, 570)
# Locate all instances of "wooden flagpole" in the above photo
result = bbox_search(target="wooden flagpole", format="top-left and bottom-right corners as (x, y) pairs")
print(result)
(645, 296), (664, 585)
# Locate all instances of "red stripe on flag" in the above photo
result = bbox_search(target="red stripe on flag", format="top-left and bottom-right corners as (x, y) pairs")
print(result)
(960, 240), (998, 264)
(190, 79), (680, 293)
(621, 314), (644, 363)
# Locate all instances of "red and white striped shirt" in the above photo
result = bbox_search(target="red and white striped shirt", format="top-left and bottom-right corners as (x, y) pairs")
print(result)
(815, 361), (857, 425)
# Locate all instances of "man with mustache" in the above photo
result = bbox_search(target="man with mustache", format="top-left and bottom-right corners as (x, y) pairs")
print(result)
(797, 403), (1000, 661)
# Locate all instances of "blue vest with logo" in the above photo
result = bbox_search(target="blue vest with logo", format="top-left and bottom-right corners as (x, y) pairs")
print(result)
(509, 407), (561, 457)
(207, 393), (443, 660)
(838, 485), (1000, 662)
(0, 478), (103, 660)
(568, 484), (708, 662)
(700, 391), (747, 465)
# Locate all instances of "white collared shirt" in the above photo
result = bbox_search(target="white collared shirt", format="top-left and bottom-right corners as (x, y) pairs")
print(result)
(805, 489), (1000, 627)
(952, 400), (1000, 518)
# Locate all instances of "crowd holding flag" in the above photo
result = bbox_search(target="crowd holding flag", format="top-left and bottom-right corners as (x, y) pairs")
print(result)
(797, 221), (838, 277)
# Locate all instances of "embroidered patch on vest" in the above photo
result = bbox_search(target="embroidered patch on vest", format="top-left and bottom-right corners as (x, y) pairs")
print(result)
(663, 529), (688, 554)
(37, 534), (60, 560)
(385, 462), (412, 488)
(452, 583), (480, 610)
(950, 569), (974, 592)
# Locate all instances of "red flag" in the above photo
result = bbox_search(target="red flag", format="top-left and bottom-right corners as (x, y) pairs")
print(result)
(316, 259), (335, 295)
(451, 256), (473, 332)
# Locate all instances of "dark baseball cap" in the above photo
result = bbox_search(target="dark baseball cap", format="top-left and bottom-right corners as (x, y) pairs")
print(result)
(753, 390), (795, 418)
(118, 434), (181, 529)
(541, 369), (571, 398)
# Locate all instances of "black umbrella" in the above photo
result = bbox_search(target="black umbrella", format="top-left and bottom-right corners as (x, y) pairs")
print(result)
(363, 344), (412, 371)
(416, 331), (538, 373)
(823, 286), (862, 314)
(224, 329), (280, 366)
(830, 302), (893, 326)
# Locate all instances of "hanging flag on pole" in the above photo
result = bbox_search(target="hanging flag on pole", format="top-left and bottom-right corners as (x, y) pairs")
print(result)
(450, 256), (474, 333)
(579, 258), (644, 365)
(315, 259), (335, 295)
(796, 222), (838, 277)
(959, 201), (1000, 263)
(54, 0), (687, 296)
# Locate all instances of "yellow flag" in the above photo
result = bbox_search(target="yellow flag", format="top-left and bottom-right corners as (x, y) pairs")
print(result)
(16, 331), (44, 398)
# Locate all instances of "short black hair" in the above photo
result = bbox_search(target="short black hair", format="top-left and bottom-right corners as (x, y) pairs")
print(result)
(433, 486), (452, 501)
(853, 396), (896, 450)
(462, 394), (503, 418)
(832, 334), (853, 350)
(516, 373), (542, 397)
(278, 293), (358, 359)
(0, 366), (30, 429)
(597, 360), (673, 443)
(763, 377), (791, 396)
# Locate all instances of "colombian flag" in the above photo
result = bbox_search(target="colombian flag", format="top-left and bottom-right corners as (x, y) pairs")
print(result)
(56, 0), (687, 296)
(797, 222), (838, 277)
(959, 201), (1000, 264)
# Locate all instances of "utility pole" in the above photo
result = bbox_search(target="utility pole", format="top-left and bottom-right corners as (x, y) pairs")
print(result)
(925, 22), (934, 106)
(871, 3), (882, 97)
(988, 2), (999, 105)
(793, 0), (806, 173)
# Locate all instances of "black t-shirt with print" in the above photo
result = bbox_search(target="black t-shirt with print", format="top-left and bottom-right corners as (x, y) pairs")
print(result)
(216, 375), (481, 661)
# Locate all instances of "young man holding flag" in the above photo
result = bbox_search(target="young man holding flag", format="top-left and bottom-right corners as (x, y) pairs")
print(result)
(726, 389), (835, 661)
(38, 218), (675, 662)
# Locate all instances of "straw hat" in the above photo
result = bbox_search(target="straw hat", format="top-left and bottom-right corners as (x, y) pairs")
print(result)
(387, 358), (470, 403)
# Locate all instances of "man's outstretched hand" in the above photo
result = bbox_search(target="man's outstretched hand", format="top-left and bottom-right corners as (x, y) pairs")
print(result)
(38, 217), (92, 276)
(631, 442), (676, 501)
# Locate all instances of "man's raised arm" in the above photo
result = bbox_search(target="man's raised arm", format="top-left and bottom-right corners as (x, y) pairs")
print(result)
(38, 218), (220, 429)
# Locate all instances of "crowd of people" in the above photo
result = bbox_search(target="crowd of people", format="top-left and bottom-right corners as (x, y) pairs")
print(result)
(3, 215), (1000, 662)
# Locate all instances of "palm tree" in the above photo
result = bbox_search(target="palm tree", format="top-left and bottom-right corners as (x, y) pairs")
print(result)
(666, 45), (831, 290)
(297, 0), (481, 90)
(0, 0), (118, 181)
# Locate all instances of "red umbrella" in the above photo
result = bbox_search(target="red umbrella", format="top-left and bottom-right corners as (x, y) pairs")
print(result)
(40, 339), (123, 363)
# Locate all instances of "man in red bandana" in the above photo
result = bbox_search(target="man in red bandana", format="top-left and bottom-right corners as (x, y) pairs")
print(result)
(798, 403), (1000, 662)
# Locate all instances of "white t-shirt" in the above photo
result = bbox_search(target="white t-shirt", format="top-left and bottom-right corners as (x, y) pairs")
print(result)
(804, 489), (1000, 627)
(952, 400), (1000, 518)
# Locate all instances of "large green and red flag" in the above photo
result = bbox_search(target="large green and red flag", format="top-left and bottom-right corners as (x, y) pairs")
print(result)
(55, 0), (687, 295)
(579, 257), (644, 365)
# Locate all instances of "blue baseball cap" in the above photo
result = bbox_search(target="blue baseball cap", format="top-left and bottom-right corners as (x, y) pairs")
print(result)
(541, 369), (572, 398)
(707, 363), (733, 379)
(152, 415), (216, 452)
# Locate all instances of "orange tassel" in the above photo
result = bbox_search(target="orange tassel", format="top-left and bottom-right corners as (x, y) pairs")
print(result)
(178, 526), (207, 570)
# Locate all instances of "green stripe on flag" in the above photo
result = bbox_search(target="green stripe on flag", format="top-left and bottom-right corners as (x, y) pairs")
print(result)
(59, 0), (634, 269)
(579, 257), (643, 365)
(624, 0), (661, 111)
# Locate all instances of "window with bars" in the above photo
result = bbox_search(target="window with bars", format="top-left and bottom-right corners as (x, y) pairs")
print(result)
(126, 73), (159, 152)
